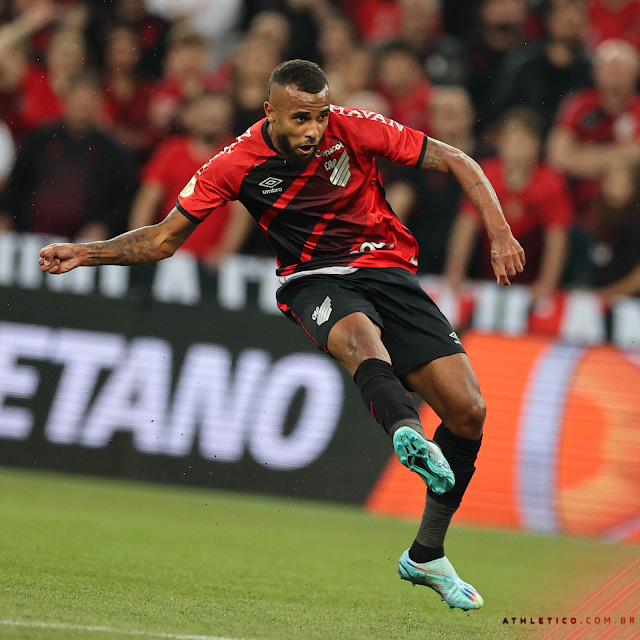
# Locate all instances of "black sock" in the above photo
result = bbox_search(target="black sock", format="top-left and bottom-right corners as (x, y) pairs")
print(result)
(353, 358), (419, 437)
(409, 540), (444, 564)
(428, 422), (482, 509)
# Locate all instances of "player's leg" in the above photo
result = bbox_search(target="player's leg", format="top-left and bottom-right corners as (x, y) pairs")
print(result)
(327, 311), (419, 434)
(327, 312), (455, 494)
(404, 353), (484, 556)
(276, 274), (454, 493)
(396, 353), (485, 610)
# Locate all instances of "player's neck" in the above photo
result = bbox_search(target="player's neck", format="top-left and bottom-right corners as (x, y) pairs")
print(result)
(266, 122), (285, 156)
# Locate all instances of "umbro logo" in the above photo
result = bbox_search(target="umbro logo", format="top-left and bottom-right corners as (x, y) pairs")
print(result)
(259, 176), (283, 194)
(329, 151), (351, 187)
(312, 296), (332, 326)
(450, 331), (462, 345)
(259, 177), (283, 188)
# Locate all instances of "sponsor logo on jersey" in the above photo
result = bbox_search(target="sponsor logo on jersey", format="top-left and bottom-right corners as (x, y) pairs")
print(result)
(259, 177), (284, 194)
(316, 141), (344, 158)
(329, 151), (351, 187)
(179, 174), (197, 198)
(450, 331), (462, 345)
(312, 296), (332, 326)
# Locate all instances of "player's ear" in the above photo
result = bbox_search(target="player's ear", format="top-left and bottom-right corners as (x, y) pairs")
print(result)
(264, 101), (275, 123)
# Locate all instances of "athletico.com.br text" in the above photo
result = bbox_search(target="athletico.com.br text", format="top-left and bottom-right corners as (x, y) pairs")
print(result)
(502, 616), (635, 625)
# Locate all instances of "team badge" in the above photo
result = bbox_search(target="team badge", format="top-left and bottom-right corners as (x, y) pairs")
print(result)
(329, 151), (351, 187)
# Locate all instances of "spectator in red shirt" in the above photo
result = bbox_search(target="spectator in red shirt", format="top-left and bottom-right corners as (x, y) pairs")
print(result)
(548, 38), (640, 219)
(587, 0), (640, 50)
(0, 3), (89, 139)
(445, 107), (572, 301)
(147, 29), (218, 135)
(377, 41), (432, 133)
(22, 29), (87, 130)
(102, 25), (155, 157)
(343, 0), (402, 44)
(129, 92), (250, 264)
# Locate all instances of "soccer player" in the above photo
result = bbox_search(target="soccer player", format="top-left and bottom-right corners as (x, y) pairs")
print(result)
(39, 60), (525, 611)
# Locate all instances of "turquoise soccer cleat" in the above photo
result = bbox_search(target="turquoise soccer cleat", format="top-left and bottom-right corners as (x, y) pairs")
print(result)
(398, 551), (484, 611)
(392, 426), (455, 495)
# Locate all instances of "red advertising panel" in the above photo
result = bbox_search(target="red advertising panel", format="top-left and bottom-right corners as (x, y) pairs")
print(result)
(366, 332), (640, 543)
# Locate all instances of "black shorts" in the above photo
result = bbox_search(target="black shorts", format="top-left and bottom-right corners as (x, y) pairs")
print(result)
(276, 267), (466, 377)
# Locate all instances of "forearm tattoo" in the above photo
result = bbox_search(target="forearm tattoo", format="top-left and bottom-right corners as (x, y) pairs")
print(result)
(464, 180), (484, 196)
(421, 138), (446, 172)
(85, 228), (161, 266)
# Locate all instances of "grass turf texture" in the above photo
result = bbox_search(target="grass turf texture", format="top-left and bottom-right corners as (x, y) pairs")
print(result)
(0, 469), (637, 640)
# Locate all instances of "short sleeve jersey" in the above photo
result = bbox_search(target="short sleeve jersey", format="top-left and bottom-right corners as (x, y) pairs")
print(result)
(176, 105), (427, 278)
(461, 157), (573, 283)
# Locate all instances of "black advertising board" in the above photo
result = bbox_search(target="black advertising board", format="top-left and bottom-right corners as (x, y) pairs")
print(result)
(0, 285), (393, 505)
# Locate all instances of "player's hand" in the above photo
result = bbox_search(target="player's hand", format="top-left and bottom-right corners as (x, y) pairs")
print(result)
(39, 243), (84, 274)
(490, 234), (525, 286)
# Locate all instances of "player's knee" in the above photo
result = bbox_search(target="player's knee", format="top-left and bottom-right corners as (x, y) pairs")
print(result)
(467, 399), (486, 435)
(450, 396), (485, 439)
(328, 313), (388, 373)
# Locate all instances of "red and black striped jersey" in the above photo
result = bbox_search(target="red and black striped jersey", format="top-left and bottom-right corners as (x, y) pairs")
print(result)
(176, 105), (427, 279)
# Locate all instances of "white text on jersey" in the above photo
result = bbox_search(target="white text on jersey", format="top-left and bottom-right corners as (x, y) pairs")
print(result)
(330, 105), (405, 131)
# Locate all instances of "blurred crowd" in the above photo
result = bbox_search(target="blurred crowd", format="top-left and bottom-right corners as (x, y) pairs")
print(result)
(0, 0), (639, 303)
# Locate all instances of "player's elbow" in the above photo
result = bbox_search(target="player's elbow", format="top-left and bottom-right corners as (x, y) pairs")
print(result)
(156, 237), (180, 260)
(447, 147), (481, 178)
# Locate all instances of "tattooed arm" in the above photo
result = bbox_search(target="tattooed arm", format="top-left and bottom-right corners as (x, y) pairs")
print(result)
(39, 208), (197, 274)
(422, 137), (526, 286)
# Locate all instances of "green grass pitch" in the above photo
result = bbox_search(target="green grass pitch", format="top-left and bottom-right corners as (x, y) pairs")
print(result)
(0, 468), (637, 640)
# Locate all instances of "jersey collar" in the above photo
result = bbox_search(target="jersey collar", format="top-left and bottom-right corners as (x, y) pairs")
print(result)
(261, 119), (279, 154)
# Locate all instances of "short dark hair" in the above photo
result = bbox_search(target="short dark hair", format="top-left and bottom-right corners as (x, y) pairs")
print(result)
(268, 59), (328, 95)
(500, 106), (545, 140)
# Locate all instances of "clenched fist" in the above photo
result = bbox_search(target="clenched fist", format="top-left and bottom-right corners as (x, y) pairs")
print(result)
(39, 243), (85, 274)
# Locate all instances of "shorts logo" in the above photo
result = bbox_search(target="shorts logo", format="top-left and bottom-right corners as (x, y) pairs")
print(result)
(329, 151), (351, 187)
(450, 331), (462, 345)
(312, 296), (332, 326)
(259, 177), (284, 194)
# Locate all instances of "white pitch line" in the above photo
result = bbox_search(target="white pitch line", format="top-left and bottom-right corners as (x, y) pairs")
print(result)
(0, 619), (255, 640)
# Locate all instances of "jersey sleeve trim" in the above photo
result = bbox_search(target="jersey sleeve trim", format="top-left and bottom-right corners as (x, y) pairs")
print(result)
(175, 199), (202, 224)
(415, 135), (428, 168)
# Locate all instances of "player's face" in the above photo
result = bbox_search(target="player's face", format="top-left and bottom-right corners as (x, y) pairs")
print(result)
(265, 84), (331, 169)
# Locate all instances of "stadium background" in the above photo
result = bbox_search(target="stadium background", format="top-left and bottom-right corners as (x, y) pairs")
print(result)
(0, 0), (639, 639)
